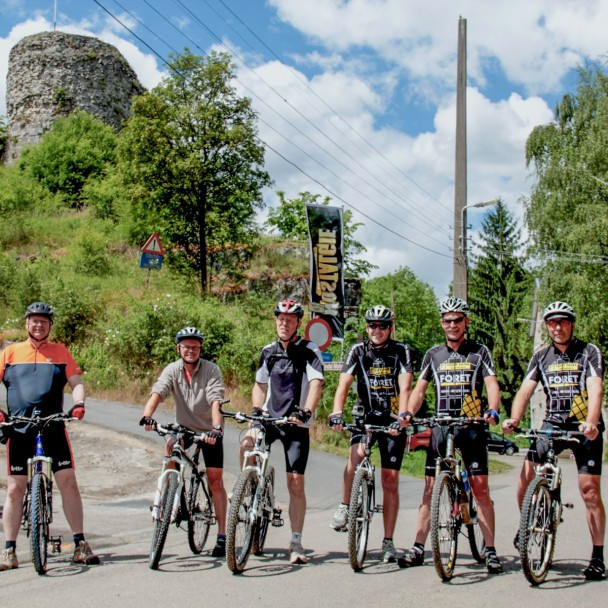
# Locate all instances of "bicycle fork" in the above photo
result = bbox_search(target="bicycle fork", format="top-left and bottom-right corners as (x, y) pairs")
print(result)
(151, 465), (184, 524)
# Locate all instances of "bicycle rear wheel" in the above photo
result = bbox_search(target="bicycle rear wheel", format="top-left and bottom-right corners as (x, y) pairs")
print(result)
(187, 472), (213, 554)
(347, 467), (371, 572)
(519, 477), (555, 585)
(30, 473), (50, 575)
(226, 468), (257, 574)
(467, 491), (485, 563)
(148, 473), (179, 570)
(430, 471), (460, 580)
(253, 465), (274, 556)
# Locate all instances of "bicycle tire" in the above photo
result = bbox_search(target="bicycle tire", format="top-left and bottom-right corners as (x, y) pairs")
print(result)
(148, 473), (179, 570)
(226, 468), (257, 574)
(347, 467), (371, 572)
(253, 465), (274, 556)
(430, 471), (460, 580)
(467, 491), (485, 563)
(187, 472), (213, 554)
(30, 473), (49, 575)
(519, 477), (555, 585)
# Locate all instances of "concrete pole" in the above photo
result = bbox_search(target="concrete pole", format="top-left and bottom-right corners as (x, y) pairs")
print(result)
(453, 17), (468, 299)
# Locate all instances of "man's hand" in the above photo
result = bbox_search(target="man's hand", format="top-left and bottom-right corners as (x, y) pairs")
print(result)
(206, 426), (223, 445)
(388, 420), (402, 436)
(68, 403), (85, 420)
(0, 410), (6, 424)
(484, 409), (499, 426)
(289, 407), (312, 425)
(579, 421), (599, 441)
(398, 411), (413, 428)
(328, 413), (344, 431)
(251, 407), (264, 417)
(139, 416), (156, 431)
(502, 418), (519, 434)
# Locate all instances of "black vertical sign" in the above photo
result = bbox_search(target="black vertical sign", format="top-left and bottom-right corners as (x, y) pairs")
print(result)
(306, 204), (345, 340)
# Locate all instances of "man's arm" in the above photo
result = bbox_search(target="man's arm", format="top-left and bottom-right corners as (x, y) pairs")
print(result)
(502, 378), (537, 434)
(397, 372), (414, 415)
(328, 373), (354, 431)
(303, 378), (323, 414)
(252, 381), (267, 409)
(399, 378), (430, 426)
(483, 375), (501, 425)
(582, 376), (603, 440)
(67, 374), (86, 419)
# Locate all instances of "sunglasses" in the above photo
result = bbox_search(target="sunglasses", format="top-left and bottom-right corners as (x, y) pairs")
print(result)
(442, 316), (466, 325)
(367, 322), (391, 330)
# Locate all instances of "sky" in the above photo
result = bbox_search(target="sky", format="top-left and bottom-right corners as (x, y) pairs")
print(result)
(0, 0), (604, 297)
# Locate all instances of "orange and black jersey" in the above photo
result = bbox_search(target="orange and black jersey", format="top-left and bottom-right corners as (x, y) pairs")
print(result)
(419, 340), (496, 417)
(524, 337), (604, 424)
(0, 340), (82, 422)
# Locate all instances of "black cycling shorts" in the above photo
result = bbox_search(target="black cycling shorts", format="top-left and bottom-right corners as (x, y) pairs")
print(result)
(264, 424), (310, 475)
(425, 424), (488, 477)
(167, 435), (224, 470)
(7, 425), (74, 476)
(526, 420), (603, 476)
(350, 418), (406, 472)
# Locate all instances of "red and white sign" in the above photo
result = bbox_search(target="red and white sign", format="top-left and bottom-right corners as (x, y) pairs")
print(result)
(141, 232), (165, 256)
(305, 317), (333, 351)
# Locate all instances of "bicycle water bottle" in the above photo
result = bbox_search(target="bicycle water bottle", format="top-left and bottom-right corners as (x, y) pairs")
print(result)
(461, 470), (470, 493)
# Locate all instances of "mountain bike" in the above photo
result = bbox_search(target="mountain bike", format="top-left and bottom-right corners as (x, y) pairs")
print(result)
(3, 412), (76, 575)
(344, 417), (400, 572)
(515, 427), (582, 585)
(222, 409), (286, 574)
(423, 415), (487, 581)
(148, 423), (215, 569)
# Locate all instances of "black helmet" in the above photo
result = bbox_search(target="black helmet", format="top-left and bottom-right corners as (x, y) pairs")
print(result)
(439, 296), (469, 316)
(25, 302), (54, 321)
(175, 327), (204, 344)
(543, 301), (576, 322)
(364, 305), (393, 323)
(274, 299), (305, 318)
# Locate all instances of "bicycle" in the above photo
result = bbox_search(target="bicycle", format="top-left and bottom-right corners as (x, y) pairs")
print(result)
(2, 412), (76, 575)
(515, 426), (582, 585)
(148, 423), (215, 570)
(222, 409), (286, 574)
(422, 415), (487, 581)
(343, 416), (400, 572)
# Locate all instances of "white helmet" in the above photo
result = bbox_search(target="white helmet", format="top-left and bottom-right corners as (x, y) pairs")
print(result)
(543, 301), (575, 322)
(439, 296), (469, 316)
(364, 305), (393, 323)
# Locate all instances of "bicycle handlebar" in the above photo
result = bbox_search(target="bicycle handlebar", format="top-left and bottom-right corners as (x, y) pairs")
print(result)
(153, 422), (208, 442)
(4, 413), (77, 427)
(411, 415), (486, 427)
(344, 422), (402, 435)
(514, 427), (584, 442)
(221, 409), (291, 426)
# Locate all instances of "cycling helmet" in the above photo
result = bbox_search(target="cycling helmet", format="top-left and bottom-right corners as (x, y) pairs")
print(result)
(175, 327), (204, 343)
(543, 301), (576, 322)
(439, 296), (469, 316)
(25, 302), (54, 321)
(274, 299), (304, 318)
(364, 305), (393, 323)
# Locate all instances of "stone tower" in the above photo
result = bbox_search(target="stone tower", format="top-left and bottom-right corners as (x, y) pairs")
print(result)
(4, 31), (145, 164)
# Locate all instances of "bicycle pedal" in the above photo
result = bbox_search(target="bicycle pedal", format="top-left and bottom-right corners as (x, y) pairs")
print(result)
(374, 505), (383, 513)
(272, 508), (284, 527)
(50, 536), (62, 554)
(563, 502), (574, 509)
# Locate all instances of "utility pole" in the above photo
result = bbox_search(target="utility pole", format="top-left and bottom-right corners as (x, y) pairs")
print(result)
(453, 17), (468, 299)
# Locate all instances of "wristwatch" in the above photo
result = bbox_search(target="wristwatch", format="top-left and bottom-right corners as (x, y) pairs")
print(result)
(212, 424), (222, 431)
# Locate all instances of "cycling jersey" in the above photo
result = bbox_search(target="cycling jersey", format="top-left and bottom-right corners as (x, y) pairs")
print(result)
(0, 340), (82, 427)
(341, 339), (413, 416)
(419, 340), (496, 417)
(255, 337), (324, 420)
(524, 338), (604, 424)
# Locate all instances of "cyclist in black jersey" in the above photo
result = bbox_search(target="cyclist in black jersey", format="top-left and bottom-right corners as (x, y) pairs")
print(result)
(504, 301), (606, 580)
(398, 296), (503, 574)
(328, 305), (413, 563)
(241, 299), (324, 565)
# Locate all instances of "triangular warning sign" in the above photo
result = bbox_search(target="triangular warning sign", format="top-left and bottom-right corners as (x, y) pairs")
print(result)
(141, 232), (165, 255)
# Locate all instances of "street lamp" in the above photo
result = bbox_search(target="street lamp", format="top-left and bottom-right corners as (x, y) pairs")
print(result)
(460, 199), (498, 255)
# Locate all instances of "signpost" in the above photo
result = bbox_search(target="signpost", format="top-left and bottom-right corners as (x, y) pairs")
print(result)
(139, 232), (164, 285)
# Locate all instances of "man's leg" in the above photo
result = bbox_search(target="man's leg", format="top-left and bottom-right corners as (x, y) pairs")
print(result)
(55, 468), (84, 534)
(398, 475), (434, 568)
(0, 475), (27, 571)
(470, 475), (495, 546)
(579, 473), (605, 546)
(287, 472), (306, 534)
(341, 443), (365, 504)
(516, 460), (536, 508)
(206, 467), (227, 535)
(380, 468), (400, 539)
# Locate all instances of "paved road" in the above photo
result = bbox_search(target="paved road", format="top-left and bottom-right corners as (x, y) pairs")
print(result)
(0, 395), (606, 607)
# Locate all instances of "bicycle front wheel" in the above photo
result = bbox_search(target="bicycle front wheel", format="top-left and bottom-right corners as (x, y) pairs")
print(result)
(519, 477), (555, 585)
(430, 471), (460, 580)
(226, 468), (258, 574)
(187, 473), (213, 554)
(253, 465), (274, 556)
(148, 473), (179, 570)
(467, 491), (485, 563)
(30, 473), (50, 575)
(347, 467), (372, 572)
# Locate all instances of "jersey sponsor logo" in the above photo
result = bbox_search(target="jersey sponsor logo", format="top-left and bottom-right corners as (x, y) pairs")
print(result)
(58, 460), (71, 467)
(10, 465), (25, 473)
(369, 366), (391, 375)
(439, 361), (473, 371)
(439, 372), (473, 385)
(547, 373), (579, 385)
(547, 362), (579, 372)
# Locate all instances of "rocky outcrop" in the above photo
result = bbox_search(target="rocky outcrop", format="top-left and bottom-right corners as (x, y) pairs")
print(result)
(4, 31), (144, 164)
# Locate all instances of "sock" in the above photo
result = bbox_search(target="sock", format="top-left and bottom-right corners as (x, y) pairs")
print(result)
(383, 538), (393, 542)
(217, 534), (226, 542)
(485, 546), (496, 556)
(73, 533), (85, 546)
(5, 541), (16, 550)
(413, 542), (424, 553)
(291, 532), (302, 544)
(592, 545), (604, 561)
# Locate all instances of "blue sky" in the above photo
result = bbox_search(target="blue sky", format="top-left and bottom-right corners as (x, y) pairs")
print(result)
(1, 1), (606, 296)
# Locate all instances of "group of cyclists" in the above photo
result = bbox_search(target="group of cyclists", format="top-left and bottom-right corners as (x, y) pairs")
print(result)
(0, 295), (604, 580)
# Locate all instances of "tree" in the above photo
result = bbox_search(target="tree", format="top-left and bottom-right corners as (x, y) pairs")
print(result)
(118, 50), (272, 294)
(525, 63), (608, 351)
(467, 200), (532, 409)
(265, 190), (377, 278)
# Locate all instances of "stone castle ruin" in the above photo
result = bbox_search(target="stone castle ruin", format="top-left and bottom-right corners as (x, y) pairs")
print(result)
(4, 31), (144, 164)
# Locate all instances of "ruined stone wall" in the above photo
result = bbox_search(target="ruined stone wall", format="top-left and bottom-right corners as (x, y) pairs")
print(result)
(4, 31), (144, 164)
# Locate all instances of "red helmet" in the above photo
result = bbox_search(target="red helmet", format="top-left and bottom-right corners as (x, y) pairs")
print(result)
(274, 299), (304, 318)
